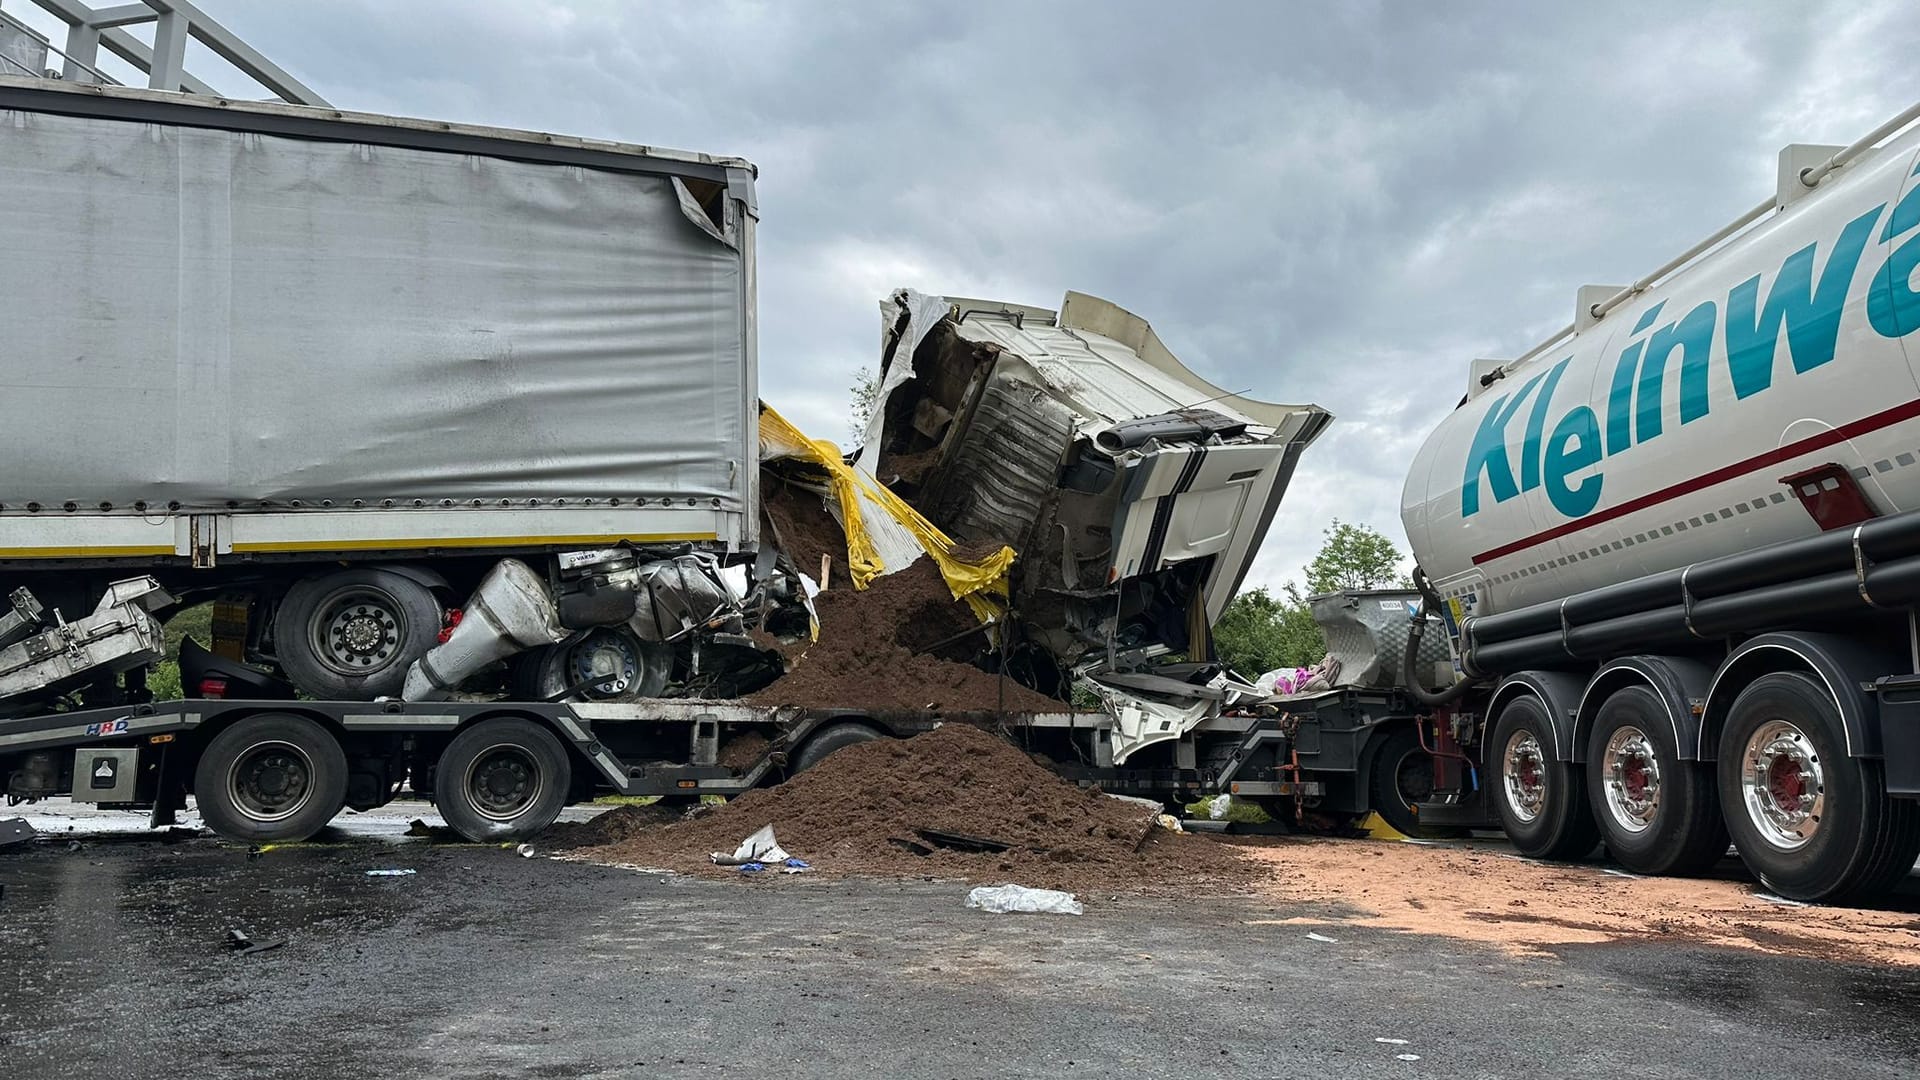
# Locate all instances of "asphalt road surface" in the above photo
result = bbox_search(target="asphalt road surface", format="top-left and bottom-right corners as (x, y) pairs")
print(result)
(5, 807), (1920, 1079)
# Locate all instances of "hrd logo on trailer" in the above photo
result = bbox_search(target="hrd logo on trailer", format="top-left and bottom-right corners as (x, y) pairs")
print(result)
(1462, 166), (1920, 519)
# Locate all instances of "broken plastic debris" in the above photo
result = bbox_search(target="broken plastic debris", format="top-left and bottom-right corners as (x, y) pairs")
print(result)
(223, 928), (285, 956)
(737, 861), (767, 873)
(711, 824), (790, 865)
(1375, 1038), (1409, 1045)
(1305, 931), (1339, 943)
(1396, 1054), (1421, 1061)
(965, 884), (1084, 915)
(365, 868), (416, 877)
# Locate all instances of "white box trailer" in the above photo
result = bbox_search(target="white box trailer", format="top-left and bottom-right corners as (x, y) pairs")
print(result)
(0, 75), (759, 565)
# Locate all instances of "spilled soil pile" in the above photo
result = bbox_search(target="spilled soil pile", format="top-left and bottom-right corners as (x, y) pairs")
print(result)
(560, 723), (1254, 895)
(748, 551), (1063, 713)
(762, 480), (849, 588)
(754, 471), (1062, 713)
(538, 801), (690, 847)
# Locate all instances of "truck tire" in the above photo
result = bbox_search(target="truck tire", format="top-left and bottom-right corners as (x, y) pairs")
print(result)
(1717, 672), (1920, 903)
(1489, 696), (1599, 861)
(527, 627), (673, 702)
(193, 712), (348, 843)
(274, 568), (443, 700)
(792, 722), (885, 772)
(1368, 725), (1462, 839)
(434, 717), (572, 842)
(1585, 685), (1727, 876)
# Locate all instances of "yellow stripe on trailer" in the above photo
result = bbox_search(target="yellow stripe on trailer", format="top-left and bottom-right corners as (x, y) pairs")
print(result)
(0, 545), (176, 559)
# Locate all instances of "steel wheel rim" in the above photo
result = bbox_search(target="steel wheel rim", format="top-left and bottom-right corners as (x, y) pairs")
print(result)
(1741, 718), (1825, 851)
(1502, 729), (1547, 824)
(566, 629), (641, 699)
(308, 585), (407, 677)
(226, 739), (314, 823)
(464, 744), (544, 822)
(1601, 725), (1661, 835)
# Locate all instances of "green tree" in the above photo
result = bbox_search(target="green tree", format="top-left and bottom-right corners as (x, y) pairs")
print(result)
(1212, 521), (1407, 676)
(849, 366), (880, 442)
(1301, 519), (1409, 594)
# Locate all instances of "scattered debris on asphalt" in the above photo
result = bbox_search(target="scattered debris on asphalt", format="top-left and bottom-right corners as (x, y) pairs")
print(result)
(556, 723), (1251, 894)
(966, 883), (1085, 915)
(711, 824), (789, 865)
(364, 868), (416, 877)
(223, 929), (285, 956)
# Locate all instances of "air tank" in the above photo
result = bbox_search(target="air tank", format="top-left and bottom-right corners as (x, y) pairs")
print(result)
(1402, 111), (1920, 623)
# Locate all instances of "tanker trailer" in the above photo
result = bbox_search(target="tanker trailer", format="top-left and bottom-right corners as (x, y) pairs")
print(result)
(1400, 101), (1920, 902)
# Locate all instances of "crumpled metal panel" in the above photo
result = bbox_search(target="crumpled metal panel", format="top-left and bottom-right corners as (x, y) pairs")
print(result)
(0, 106), (751, 512)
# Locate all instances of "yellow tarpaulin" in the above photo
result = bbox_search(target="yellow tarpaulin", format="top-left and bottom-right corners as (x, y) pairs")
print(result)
(760, 404), (1015, 622)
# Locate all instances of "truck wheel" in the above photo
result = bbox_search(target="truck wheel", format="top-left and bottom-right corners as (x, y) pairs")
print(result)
(1585, 685), (1727, 876)
(193, 713), (347, 842)
(275, 568), (443, 700)
(1717, 672), (1920, 903)
(792, 722), (884, 772)
(1368, 725), (1463, 839)
(528, 627), (672, 702)
(433, 717), (572, 842)
(1489, 696), (1599, 860)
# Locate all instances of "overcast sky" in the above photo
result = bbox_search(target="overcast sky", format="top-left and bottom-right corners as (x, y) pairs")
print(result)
(8, 0), (1914, 594)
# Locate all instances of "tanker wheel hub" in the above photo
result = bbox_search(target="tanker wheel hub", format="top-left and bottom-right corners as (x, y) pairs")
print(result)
(1601, 726), (1662, 834)
(1502, 730), (1548, 824)
(1741, 720), (1825, 851)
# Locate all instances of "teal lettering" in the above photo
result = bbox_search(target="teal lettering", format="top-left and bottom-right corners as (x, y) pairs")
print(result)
(1869, 173), (1920, 338)
(1867, 232), (1920, 337)
(1605, 341), (1642, 455)
(1460, 369), (1547, 517)
(1519, 358), (1571, 491)
(1662, 301), (1719, 425)
(1877, 166), (1920, 242)
(1544, 406), (1603, 518)
(1724, 204), (1881, 397)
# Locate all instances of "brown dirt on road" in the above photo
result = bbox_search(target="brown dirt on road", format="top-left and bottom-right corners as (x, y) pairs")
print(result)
(1233, 836), (1920, 966)
(556, 723), (1250, 895)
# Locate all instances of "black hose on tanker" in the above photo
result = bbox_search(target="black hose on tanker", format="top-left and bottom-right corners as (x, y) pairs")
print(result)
(1404, 566), (1479, 707)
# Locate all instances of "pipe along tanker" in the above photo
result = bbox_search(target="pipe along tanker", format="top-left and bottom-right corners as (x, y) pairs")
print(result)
(1401, 102), (1920, 901)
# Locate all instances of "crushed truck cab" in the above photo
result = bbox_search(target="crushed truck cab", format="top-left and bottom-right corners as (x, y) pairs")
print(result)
(863, 289), (1331, 759)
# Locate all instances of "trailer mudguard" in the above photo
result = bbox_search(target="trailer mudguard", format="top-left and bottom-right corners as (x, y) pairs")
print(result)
(1572, 655), (1713, 763)
(1701, 631), (1905, 760)
(1487, 670), (1586, 761)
